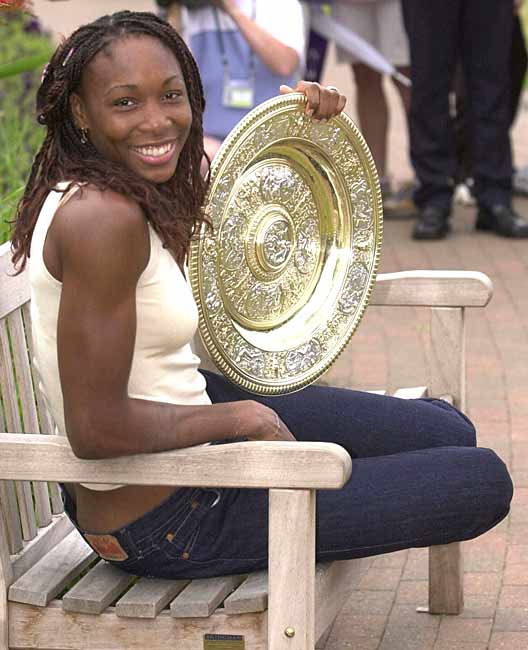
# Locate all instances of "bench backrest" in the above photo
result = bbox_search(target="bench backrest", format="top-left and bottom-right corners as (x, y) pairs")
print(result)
(0, 241), (65, 587)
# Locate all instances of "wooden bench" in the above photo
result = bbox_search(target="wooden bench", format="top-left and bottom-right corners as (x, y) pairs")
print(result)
(0, 239), (493, 650)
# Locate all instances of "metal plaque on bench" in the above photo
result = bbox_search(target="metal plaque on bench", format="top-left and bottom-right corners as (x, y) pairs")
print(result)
(189, 93), (383, 395)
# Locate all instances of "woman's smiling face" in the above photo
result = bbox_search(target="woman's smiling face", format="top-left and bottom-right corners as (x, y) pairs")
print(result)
(71, 34), (193, 184)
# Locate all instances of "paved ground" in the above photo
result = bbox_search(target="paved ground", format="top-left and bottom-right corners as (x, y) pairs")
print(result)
(323, 199), (528, 650)
(322, 32), (528, 650)
(30, 3), (528, 648)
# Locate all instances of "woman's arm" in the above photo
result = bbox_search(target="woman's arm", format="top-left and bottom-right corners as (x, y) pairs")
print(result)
(212, 0), (300, 77)
(53, 187), (293, 460)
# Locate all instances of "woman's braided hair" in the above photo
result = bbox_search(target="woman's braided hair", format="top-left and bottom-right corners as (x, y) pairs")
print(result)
(11, 10), (210, 271)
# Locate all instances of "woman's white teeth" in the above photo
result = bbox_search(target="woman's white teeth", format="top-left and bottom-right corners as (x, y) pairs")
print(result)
(134, 143), (173, 157)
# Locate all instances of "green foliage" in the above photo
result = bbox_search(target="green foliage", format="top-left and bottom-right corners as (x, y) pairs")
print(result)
(0, 13), (53, 245)
(0, 52), (51, 79)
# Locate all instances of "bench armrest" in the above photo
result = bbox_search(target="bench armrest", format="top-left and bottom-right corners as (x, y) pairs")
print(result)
(371, 271), (493, 307)
(0, 433), (351, 490)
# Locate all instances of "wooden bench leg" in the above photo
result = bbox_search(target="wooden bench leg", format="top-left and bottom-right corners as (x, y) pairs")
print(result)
(0, 585), (6, 650)
(418, 542), (464, 615)
(0, 561), (7, 650)
(424, 307), (466, 616)
(0, 512), (12, 650)
(315, 623), (333, 650)
(268, 489), (316, 650)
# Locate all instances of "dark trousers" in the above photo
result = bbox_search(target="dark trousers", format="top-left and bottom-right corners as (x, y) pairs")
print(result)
(401, 0), (514, 211)
(63, 371), (513, 580)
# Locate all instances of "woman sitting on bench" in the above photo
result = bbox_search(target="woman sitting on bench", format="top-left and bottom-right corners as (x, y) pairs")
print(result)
(10, 10), (512, 577)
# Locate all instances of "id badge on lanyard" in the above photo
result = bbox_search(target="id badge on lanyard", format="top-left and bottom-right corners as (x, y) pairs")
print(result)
(215, 2), (256, 110)
(222, 73), (255, 109)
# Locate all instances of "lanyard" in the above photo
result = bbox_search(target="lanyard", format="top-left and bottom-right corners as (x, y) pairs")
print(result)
(213, 0), (256, 80)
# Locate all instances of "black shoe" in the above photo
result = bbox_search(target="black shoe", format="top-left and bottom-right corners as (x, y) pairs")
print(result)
(476, 204), (528, 238)
(412, 206), (450, 240)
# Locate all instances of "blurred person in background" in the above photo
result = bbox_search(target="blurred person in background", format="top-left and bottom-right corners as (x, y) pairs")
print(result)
(454, 14), (527, 206)
(510, 14), (528, 197)
(401, 0), (528, 240)
(161, 0), (306, 164)
(333, 0), (417, 219)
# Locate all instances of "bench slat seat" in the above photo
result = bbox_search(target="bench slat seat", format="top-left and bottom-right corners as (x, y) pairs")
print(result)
(62, 560), (135, 615)
(8, 559), (372, 650)
(170, 575), (246, 618)
(224, 570), (268, 614)
(8, 554), (370, 622)
(10, 515), (73, 584)
(8, 531), (95, 607)
(115, 577), (189, 619)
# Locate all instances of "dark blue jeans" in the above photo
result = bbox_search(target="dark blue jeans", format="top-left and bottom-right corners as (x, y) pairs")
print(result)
(62, 371), (513, 579)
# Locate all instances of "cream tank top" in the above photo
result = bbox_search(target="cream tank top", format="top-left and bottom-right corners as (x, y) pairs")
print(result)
(29, 183), (211, 491)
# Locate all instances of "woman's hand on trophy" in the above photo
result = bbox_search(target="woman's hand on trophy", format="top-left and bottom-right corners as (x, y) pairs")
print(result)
(280, 81), (347, 121)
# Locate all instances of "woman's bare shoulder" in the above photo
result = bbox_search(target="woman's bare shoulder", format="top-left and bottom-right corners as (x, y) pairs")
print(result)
(55, 184), (146, 234)
(53, 184), (150, 277)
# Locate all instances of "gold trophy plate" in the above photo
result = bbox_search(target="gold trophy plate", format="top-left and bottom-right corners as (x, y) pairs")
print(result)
(189, 93), (383, 395)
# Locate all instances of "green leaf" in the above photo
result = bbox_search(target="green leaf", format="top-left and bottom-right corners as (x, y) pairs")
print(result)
(0, 52), (50, 79)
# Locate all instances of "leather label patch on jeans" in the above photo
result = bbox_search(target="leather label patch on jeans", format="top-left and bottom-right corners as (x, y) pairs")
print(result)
(204, 634), (244, 650)
(84, 533), (129, 561)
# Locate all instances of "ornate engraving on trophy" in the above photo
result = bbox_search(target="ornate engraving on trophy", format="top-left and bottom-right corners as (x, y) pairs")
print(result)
(261, 218), (293, 268)
(253, 121), (275, 149)
(216, 163), (321, 329)
(285, 339), (322, 375)
(219, 214), (246, 271)
(338, 263), (369, 315)
(203, 259), (222, 316)
(294, 217), (318, 274)
(234, 342), (266, 377)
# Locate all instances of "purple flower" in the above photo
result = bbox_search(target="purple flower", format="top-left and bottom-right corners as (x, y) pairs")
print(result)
(23, 16), (41, 33)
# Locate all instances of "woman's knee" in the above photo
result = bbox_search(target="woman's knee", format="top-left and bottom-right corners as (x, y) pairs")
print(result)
(420, 398), (477, 447)
(442, 447), (512, 543)
(476, 447), (513, 518)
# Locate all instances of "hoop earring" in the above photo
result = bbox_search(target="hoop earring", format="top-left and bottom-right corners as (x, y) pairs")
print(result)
(80, 128), (89, 145)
